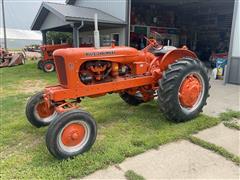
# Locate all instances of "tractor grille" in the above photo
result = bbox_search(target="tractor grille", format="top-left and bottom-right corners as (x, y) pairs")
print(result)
(54, 56), (68, 86)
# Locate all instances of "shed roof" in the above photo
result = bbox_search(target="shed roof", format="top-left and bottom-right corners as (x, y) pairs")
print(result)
(31, 2), (125, 30)
(65, 0), (76, 5)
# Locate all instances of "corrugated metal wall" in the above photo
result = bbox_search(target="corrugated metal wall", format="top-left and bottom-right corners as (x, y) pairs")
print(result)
(225, 0), (240, 84)
(74, 0), (127, 21)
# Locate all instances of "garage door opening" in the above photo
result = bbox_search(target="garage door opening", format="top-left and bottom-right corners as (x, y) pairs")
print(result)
(130, 0), (235, 68)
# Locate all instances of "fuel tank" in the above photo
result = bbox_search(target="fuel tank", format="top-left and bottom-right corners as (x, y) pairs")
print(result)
(53, 46), (154, 63)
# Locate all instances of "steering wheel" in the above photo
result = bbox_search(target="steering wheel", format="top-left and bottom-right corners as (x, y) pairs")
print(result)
(144, 37), (163, 51)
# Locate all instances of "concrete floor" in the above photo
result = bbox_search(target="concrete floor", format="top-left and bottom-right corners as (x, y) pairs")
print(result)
(85, 140), (239, 179)
(203, 79), (240, 116)
(83, 79), (240, 180)
(194, 123), (240, 156)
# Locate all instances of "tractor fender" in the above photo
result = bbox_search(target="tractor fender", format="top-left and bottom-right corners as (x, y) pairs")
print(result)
(159, 49), (198, 71)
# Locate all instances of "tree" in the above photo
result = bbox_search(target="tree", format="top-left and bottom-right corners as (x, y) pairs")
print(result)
(46, 31), (72, 44)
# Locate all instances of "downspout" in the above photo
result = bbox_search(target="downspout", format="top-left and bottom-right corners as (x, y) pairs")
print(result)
(77, 21), (84, 47)
(71, 21), (84, 48)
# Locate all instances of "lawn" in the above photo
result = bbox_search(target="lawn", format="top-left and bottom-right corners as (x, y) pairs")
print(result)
(0, 61), (220, 179)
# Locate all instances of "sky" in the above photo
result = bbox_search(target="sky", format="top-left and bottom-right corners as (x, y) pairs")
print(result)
(0, 0), (65, 30)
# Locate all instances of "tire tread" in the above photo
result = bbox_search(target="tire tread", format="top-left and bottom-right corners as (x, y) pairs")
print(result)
(158, 58), (210, 122)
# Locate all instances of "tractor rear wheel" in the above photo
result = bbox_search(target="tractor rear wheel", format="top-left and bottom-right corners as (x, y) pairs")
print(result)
(158, 58), (209, 122)
(26, 91), (58, 128)
(45, 109), (97, 159)
(119, 92), (144, 106)
(37, 60), (43, 69)
(43, 60), (55, 73)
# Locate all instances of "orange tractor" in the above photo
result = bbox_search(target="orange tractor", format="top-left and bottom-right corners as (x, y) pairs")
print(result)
(38, 43), (71, 72)
(26, 38), (209, 159)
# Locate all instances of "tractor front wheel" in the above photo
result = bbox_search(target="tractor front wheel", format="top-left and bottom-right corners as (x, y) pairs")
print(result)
(43, 60), (55, 73)
(158, 58), (209, 122)
(26, 92), (58, 128)
(119, 92), (144, 106)
(45, 109), (97, 159)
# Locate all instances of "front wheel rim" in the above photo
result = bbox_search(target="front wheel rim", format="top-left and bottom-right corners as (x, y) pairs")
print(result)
(178, 73), (205, 113)
(34, 101), (57, 123)
(58, 121), (90, 153)
(44, 63), (54, 72)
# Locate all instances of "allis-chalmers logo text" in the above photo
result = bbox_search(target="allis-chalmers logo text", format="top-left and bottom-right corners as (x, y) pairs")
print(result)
(85, 51), (115, 56)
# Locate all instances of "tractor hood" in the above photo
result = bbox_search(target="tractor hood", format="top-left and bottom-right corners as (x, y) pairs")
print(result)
(53, 46), (141, 63)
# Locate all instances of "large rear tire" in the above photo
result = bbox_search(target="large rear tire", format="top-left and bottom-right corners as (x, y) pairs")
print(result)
(158, 58), (210, 122)
(119, 92), (144, 106)
(26, 92), (58, 128)
(37, 60), (43, 69)
(45, 109), (97, 159)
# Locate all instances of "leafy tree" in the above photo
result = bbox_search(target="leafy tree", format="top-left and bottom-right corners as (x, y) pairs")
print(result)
(46, 31), (72, 44)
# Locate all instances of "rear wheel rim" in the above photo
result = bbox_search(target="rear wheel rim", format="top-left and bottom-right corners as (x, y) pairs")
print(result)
(178, 73), (204, 113)
(58, 121), (90, 153)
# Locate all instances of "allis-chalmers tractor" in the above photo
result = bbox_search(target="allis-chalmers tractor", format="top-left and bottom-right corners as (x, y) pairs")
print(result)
(38, 43), (71, 72)
(26, 38), (209, 159)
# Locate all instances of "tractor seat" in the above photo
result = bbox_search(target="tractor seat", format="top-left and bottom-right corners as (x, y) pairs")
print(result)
(153, 46), (177, 56)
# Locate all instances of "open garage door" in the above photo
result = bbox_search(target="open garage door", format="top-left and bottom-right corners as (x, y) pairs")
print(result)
(130, 0), (235, 73)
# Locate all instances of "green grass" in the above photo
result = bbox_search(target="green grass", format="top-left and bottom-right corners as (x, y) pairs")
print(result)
(219, 110), (240, 121)
(188, 136), (240, 166)
(223, 122), (240, 130)
(125, 170), (145, 180)
(0, 61), (220, 179)
(219, 110), (240, 130)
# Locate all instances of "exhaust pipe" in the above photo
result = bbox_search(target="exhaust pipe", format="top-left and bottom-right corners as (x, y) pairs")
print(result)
(94, 13), (100, 49)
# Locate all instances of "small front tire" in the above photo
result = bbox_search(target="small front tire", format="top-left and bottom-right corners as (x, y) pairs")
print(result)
(26, 91), (58, 128)
(43, 60), (55, 73)
(45, 109), (97, 159)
